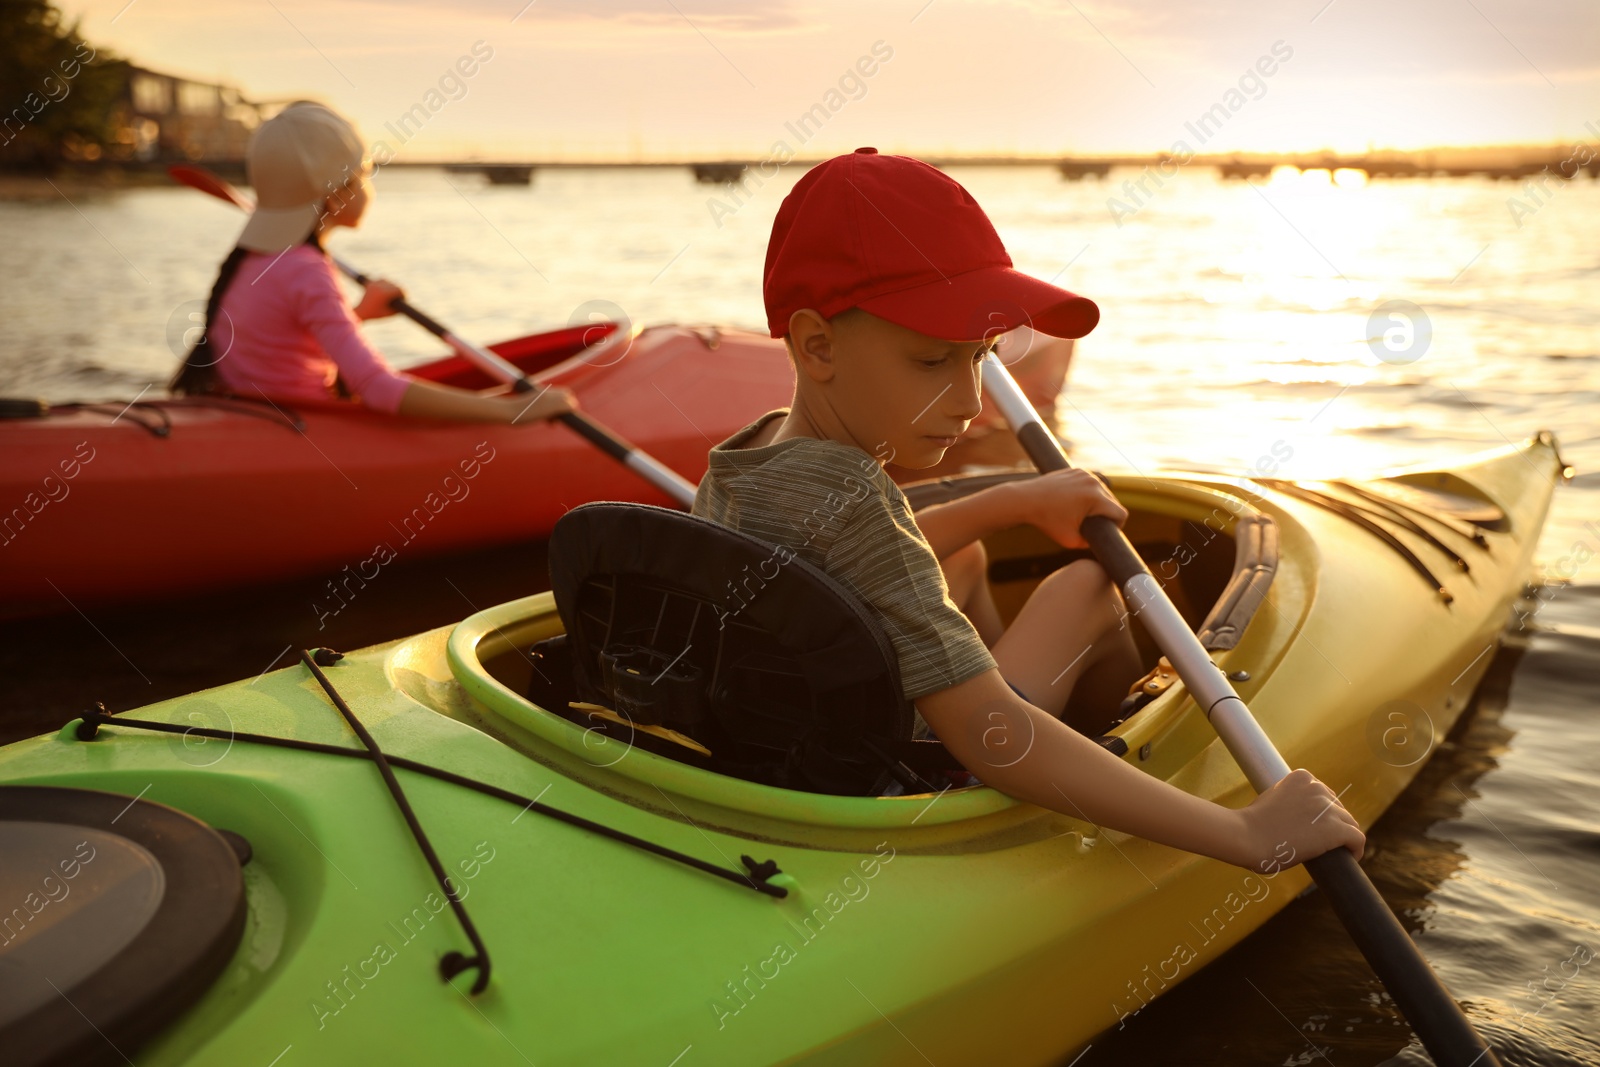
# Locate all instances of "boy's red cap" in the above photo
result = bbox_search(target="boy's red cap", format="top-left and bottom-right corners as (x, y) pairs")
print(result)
(763, 147), (1098, 342)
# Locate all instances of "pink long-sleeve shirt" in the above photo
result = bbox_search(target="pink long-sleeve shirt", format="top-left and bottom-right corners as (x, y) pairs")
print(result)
(211, 244), (415, 413)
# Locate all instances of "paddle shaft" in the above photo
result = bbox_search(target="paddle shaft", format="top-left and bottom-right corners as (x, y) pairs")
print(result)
(981, 354), (1500, 1067)
(169, 164), (697, 509)
(328, 259), (697, 509)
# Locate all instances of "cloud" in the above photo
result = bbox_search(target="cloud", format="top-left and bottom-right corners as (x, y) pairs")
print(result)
(331, 0), (813, 33)
(535, 0), (809, 31)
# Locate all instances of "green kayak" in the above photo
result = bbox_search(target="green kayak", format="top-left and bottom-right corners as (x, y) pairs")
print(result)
(0, 434), (1562, 1065)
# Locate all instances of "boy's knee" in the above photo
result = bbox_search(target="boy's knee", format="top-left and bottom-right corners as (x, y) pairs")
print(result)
(947, 539), (987, 580)
(1039, 558), (1110, 596)
(1039, 559), (1128, 623)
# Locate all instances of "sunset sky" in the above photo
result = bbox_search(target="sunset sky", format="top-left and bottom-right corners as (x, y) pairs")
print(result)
(62, 0), (1598, 161)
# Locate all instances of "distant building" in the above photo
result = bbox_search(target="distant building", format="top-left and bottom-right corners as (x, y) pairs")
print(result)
(105, 66), (269, 163)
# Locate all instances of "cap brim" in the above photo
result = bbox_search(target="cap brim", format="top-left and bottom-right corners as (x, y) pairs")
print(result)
(237, 204), (320, 254)
(854, 265), (1099, 341)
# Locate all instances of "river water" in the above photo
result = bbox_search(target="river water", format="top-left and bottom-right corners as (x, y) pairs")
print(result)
(1, 163), (1596, 1065)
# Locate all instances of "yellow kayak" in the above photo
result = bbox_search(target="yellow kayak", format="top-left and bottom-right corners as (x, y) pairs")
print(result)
(0, 433), (1561, 1066)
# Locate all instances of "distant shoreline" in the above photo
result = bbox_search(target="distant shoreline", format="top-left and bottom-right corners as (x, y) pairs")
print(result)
(5, 142), (1595, 200)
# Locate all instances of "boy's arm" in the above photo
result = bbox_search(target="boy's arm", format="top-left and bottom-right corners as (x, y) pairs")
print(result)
(914, 470), (1128, 560)
(914, 482), (1030, 560)
(917, 669), (1365, 872)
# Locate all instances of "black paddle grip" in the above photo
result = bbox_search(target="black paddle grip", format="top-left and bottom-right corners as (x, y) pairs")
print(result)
(1306, 848), (1501, 1065)
(390, 299), (451, 339)
(558, 413), (632, 462)
(1014, 421), (1070, 471)
(0, 397), (49, 419)
(1013, 421), (1151, 587)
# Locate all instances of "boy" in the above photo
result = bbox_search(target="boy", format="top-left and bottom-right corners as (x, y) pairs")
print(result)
(693, 147), (1362, 873)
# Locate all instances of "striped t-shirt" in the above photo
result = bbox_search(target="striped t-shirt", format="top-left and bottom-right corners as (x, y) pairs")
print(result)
(691, 409), (997, 734)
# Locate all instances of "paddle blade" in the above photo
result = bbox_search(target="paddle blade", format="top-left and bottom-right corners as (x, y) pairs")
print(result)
(168, 164), (253, 211)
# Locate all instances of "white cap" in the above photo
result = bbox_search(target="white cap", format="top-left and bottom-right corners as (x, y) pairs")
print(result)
(237, 102), (369, 254)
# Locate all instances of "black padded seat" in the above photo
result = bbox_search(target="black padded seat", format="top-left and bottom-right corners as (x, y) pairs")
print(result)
(537, 502), (964, 796)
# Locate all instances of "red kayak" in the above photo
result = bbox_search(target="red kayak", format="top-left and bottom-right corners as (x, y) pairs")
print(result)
(0, 323), (792, 621)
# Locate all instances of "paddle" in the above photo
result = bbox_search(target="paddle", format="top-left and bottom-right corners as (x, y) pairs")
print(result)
(979, 353), (1500, 1066)
(167, 164), (697, 509)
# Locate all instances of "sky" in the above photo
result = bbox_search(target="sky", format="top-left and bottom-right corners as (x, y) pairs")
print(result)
(62, 0), (1600, 162)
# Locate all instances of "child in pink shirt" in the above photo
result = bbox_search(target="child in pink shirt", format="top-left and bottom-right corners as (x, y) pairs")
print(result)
(171, 101), (572, 426)
(207, 242), (416, 413)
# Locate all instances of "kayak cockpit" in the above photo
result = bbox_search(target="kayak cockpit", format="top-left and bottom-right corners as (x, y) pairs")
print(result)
(443, 472), (1289, 830)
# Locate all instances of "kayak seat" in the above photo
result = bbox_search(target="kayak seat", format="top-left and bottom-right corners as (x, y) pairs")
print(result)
(530, 502), (967, 797)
